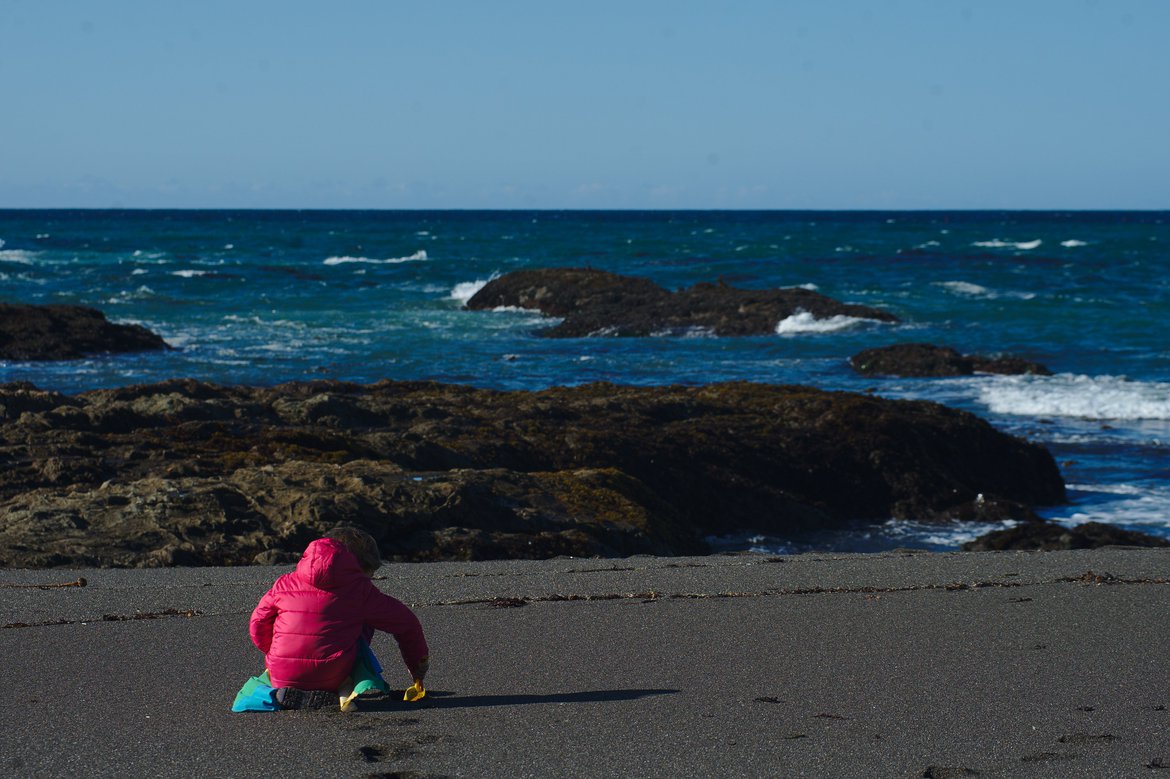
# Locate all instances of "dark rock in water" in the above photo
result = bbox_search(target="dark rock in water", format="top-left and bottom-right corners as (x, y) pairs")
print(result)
(0, 378), (1064, 567)
(466, 268), (899, 337)
(850, 343), (1051, 377)
(0, 304), (169, 361)
(962, 520), (1169, 551)
(966, 354), (1052, 376)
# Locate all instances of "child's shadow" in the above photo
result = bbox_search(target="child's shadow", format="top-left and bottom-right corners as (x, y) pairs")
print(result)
(359, 688), (678, 712)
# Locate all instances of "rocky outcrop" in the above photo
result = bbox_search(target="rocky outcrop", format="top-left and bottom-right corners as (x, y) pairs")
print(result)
(466, 268), (899, 337)
(0, 304), (169, 361)
(962, 520), (1169, 551)
(0, 378), (1065, 568)
(850, 343), (1051, 377)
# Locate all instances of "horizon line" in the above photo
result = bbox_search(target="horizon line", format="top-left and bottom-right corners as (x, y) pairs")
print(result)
(1, 206), (1168, 214)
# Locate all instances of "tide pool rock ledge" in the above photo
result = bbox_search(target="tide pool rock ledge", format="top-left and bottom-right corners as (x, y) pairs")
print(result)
(0, 379), (1063, 567)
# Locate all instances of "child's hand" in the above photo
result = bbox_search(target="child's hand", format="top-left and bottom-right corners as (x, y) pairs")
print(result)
(402, 655), (428, 701)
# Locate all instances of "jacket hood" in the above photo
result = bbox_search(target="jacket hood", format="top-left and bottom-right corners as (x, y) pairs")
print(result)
(295, 538), (366, 589)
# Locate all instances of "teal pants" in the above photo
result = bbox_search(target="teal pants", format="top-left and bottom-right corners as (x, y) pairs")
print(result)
(231, 640), (388, 712)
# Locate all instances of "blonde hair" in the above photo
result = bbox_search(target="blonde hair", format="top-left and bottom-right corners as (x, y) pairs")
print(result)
(326, 525), (382, 575)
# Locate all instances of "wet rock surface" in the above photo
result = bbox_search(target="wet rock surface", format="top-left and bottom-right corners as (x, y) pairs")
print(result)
(0, 303), (170, 361)
(465, 268), (899, 337)
(962, 520), (1170, 551)
(0, 378), (1065, 567)
(850, 343), (1052, 377)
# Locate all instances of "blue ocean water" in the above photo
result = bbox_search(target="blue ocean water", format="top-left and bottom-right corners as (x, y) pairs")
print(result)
(2, 209), (1168, 552)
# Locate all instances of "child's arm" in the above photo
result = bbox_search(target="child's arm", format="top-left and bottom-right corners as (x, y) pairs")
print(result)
(366, 591), (430, 681)
(249, 591), (278, 653)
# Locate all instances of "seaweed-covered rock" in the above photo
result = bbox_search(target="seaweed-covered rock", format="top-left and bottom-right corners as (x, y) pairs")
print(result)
(0, 378), (1064, 567)
(962, 520), (1169, 551)
(467, 268), (898, 337)
(850, 343), (1051, 377)
(0, 304), (169, 361)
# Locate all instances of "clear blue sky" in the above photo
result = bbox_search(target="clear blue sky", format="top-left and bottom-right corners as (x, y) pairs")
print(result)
(2, 1), (1167, 209)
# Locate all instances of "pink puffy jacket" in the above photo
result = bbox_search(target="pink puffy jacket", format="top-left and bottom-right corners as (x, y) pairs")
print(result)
(249, 538), (429, 691)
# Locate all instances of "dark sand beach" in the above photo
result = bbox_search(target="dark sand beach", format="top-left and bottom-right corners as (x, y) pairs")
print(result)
(2, 548), (1168, 778)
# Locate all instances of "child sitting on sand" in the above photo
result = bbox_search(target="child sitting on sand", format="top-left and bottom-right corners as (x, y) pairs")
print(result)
(247, 525), (429, 710)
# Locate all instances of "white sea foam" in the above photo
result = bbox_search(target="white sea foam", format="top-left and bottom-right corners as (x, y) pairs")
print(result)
(934, 280), (1035, 300)
(798, 283), (819, 291)
(775, 310), (880, 336)
(709, 518), (1023, 554)
(1067, 483), (1146, 496)
(0, 249), (37, 264)
(972, 239), (1042, 250)
(266, 318), (305, 330)
(895, 519), (1023, 547)
(450, 276), (497, 305)
(259, 340), (304, 353)
(163, 332), (194, 348)
(323, 250), (428, 266)
(172, 269), (209, 278)
(1061, 240), (1088, 248)
(1055, 483), (1170, 530)
(979, 374), (1170, 420)
(652, 326), (716, 338)
(937, 280), (992, 297)
(105, 286), (157, 304)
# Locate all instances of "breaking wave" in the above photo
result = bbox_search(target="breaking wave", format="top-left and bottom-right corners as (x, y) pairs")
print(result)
(972, 239), (1042, 250)
(936, 280), (992, 297)
(934, 280), (1036, 300)
(978, 374), (1170, 420)
(450, 276), (497, 305)
(323, 250), (428, 266)
(1056, 483), (1170, 531)
(0, 249), (38, 264)
(775, 310), (881, 335)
